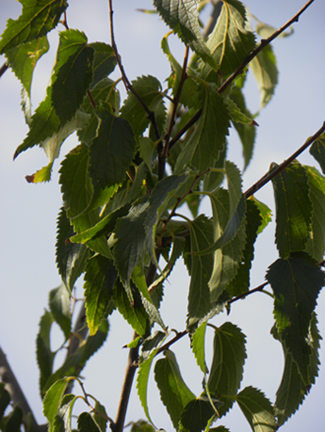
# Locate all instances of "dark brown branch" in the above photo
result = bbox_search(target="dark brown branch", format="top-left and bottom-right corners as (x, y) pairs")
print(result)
(245, 121), (325, 198)
(0, 346), (46, 432)
(108, 0), (160, 142)
(218, 0), (315, 95)
(0, 63), (8, 78)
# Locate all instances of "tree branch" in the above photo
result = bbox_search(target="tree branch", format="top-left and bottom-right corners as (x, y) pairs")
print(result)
(0, 346), (46, 432)
(245, 121), (325, 198)
(217, 0), (315, 95)
(0, 63), (8, 78)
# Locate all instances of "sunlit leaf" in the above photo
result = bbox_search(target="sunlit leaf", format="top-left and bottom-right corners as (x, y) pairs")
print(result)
(43, 378), (70, 430)
(154, 350), (195, 429)
(191, 320), (208, 374)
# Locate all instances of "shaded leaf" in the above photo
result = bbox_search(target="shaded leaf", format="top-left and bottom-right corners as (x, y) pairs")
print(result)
(130, 420), (155, 432)
(84, 256), (116, 335)
(120, 75), (166, 137)
(154, 350), (195, 429)
(309, 132), (325, 175)
(93, 400), (108, 432)
(272, 161), (312, 259)
(0, 384), (11, 421)
(207, 322), (246, 417)
(89, 42), (117, 88)
(249, 44), (278, 109)
(273, 314), (321, 426)
(236, 386), (276, 432)
(175, 86), (230, 173)
(187, 216), (214, 327)
(49, 284), (71, 340)
(56, 207), (90, 293)
(153, 0), (216, 70)
(1, 405), (23, 432)
(180, 395), (221, 432)
(0, 0), (67, 54)
(77, 412), (101, 432)
(36, 309), (55, 396)
(266, 253), (324, 384)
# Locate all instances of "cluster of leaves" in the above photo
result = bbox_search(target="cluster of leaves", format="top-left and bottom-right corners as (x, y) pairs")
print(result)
(1, 1), (324, 432)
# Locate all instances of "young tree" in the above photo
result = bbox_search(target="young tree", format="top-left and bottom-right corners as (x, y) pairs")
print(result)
(0, 1), (324, 431)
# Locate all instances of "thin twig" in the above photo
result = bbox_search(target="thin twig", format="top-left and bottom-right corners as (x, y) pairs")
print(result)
(245, 121), (325, 198)
(108, 0), (160, 142)
(218, 0), (315, 95)
(0, 62), (8, 78)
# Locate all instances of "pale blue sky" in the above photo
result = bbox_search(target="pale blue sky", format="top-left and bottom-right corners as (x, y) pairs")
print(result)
(1, 1), (325, 431)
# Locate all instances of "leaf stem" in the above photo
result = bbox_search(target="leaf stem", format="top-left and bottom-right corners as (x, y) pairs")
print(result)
(217, 0), (315, 95)
(245, 121), (325, 198)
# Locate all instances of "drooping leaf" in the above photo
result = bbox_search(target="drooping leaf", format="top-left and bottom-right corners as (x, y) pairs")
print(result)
(137, 334), (168, 425)
(89, 42), (117, 88)
(0, 0), (68, 54)
(1, 405), (23, 432)
(249, 44), (278, 110)
(92, 400), (109, 432)
(36, 309), (55, 396)
(250, 197), (272, 235)
(0, 384), (11, 421)
(226, 199), (261, 297)
(113, 278), (149, 337)
(236, 386), (276, 432)
(174, 85), (230, 173)
(273, 314), (321, 426)
(266, 253), (324, 384)
(272, 161), (312, 259)
(120, 75), (166, 138)
(84, 256), (116, 335)
(305, 166), (325, 261)
(153, 0), (216, 70)
(187, 215), (214, 327)
(49, 284), (71, 340)
(191, 320), (208, 374)
(207, 322), (246, 417)
(5, 35), (49, 98)
(56, 207), (90, 293)
(43, 378), (70, 430)
(77, 412), (101, 432)
(52, 393), (77, 432)
(145, 173), (188, 265)
(309, 132), (325, 175)
(201, 0), (256, 80)
(154, 350), (196, 429)
(180, 395), (221, 432)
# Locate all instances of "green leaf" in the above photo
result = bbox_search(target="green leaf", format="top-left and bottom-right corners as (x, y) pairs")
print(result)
(51, 29), (94, 122)
(305, 166), (325, 261)
(207, 322), (246, 417)
(309, 132), (325, 175)
(236, 386), (276, 432)
(137, 334), (168, 425)
(52, 393), (77, 432)
(43, 378), (70, 430)
(272, 161), (312, 258)
(0, 384), (11, 421)
(84, 256), (116, 335)
(113, 278), (149, 337)
(153, 0), (216, 70)
(92, 400), (108, 432)
(89, 42), (117, 88)
(145, 174), (188, 265)
(250, 197), (272, 235)
(5, 35), (49, 97)
(187, 216), (214, 327)
(120, 75), (166, 137)
(180, 395), (221, 432)
(49, 284), (71, 340)
(249, 44), (278, 109)
(130, 420), (155, 432)
(266, 253), (324, 384)
(175, 86), (230, 173)
(56, 207), (90, 293)
(273, 314), (321, 426)
(201, 0), (256, 80)
(1, 405), (23, 432)
(191, 320), (208, 374)
(89, 108), (137, 194)
(77, 412), (101, 432)
(226, 199), (261, 297)
(0, 0), (68, 54)
(36, 309), (55, 396)
(113, 199), (149, 290)
(154, 350), (196, 429)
